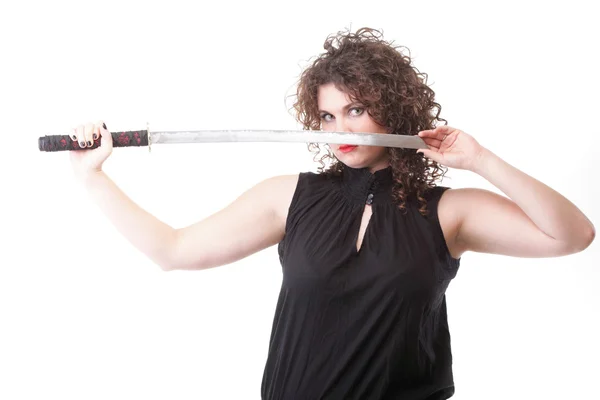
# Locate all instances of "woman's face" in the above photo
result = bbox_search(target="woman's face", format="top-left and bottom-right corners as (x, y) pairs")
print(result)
(317, 83), (389, 172)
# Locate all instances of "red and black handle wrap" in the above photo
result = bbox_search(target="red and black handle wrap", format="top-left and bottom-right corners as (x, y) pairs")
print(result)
(38, 130), (149, 152)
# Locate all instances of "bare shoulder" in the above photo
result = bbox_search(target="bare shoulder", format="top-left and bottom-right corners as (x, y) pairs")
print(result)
(436, 187), (471, 259)
(261, 173), (300, 224)
(170, 173), (301, 270)
(437, 187), (503, 258)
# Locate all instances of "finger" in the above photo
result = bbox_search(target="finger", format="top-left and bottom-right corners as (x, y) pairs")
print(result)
(92, 125), (100, 141)
(84, 122), (95, 147)
(418, 148), (443, 164)
(75, 124), (86, 148)
(433, 125), (453, 134)
(422, 137), (443, 148)
(98, 121), (113, 147)
(418, 130), (436, 137)
(420, 140), (445, 153)
(417, 149), (431, 158)
(418, 130), (443, 140)
(94, 120), (108, 141)
(92, 121), (100, 141)
(70, 127), (78, 141)
(419, 125), (451, 139)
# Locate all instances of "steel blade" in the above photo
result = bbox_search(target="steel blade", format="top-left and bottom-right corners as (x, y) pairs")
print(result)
(149, 130), (427, 149)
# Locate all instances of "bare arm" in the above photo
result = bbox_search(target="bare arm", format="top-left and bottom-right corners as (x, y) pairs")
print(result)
(82, 171), (298, 271)
(83, 171), (177, 269)
(418, 125), (595, 259)
(171, 174), (298, 270)
(439, 149), (595, 259)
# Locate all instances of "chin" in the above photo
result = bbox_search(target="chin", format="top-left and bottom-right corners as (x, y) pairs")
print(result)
(335, 150), (389, 171)
(335, 155), (369, 169)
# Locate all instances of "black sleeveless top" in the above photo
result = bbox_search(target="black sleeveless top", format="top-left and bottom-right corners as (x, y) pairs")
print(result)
(261, 165), (461, 400)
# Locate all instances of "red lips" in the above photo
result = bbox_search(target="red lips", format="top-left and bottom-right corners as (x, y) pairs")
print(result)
(339, 145), (357, 153)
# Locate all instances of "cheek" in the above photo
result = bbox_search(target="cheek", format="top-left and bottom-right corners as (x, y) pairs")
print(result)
(364, 145), (387, 156)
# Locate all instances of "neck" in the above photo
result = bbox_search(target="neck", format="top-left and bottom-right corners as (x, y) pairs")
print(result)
(367, 160), (390, 174)
(340, 163), (394, 205)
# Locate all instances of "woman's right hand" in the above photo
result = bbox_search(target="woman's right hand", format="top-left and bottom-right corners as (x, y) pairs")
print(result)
(70, 121), (113, 182)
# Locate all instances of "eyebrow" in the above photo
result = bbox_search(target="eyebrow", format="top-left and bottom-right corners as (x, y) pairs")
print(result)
(318, 102), (363, 114)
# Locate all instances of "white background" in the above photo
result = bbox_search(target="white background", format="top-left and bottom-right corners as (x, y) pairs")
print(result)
(1, 0), (598, 399)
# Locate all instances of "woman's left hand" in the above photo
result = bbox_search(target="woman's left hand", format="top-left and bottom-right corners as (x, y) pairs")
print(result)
(417, 125), (486, 171)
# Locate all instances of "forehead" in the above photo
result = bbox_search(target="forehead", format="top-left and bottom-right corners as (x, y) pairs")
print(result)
(317, 83), (356, 109)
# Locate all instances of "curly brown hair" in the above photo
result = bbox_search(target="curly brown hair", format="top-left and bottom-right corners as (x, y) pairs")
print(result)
(290, 27), (448, 216)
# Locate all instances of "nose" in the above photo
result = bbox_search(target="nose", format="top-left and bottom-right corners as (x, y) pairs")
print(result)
(335, 118), (349, 132)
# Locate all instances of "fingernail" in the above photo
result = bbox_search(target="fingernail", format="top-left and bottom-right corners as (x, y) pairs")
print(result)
(102, 123), (107, 130)
(93, 134), (98, 140)
(87, 141), (92, 146)
(79, 141), (86, 147)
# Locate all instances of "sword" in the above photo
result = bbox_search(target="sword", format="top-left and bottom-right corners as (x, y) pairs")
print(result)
(37, 126), (428, 152)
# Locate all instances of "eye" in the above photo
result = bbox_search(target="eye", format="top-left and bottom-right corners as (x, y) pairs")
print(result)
(350, 107), (364, 116)
(320, 113), (333, 122)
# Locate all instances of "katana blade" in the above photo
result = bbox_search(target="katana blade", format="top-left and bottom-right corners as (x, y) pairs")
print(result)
(38, 128), (429, 152)
(150, 130), (427, 149)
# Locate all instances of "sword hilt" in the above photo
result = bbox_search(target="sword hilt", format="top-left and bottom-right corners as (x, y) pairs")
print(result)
(38, 130), (149, 152)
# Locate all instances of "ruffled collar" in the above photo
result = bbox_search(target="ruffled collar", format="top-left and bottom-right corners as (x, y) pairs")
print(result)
(340, 164), (394, 205)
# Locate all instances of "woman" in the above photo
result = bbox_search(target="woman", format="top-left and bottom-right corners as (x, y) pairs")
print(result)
(69, 28), (595, 399)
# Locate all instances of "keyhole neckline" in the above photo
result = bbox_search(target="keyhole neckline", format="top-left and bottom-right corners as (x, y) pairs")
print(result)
(341, 164), (394, 205)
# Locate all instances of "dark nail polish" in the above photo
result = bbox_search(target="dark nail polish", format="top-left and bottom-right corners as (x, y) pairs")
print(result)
(79, 141), (86, 147)
(87, 141), (92, 146)
(102, 123), (107, 129)
(93, 134), (98, 140)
